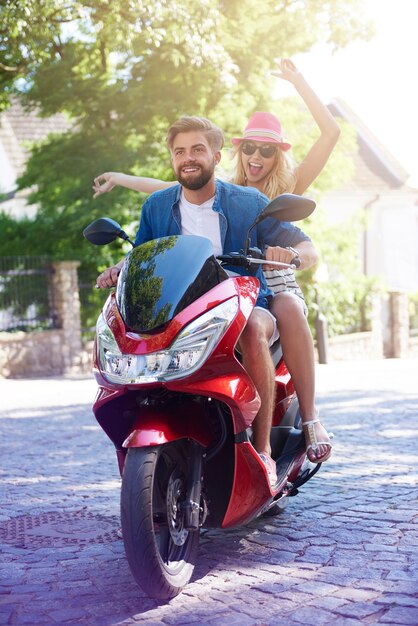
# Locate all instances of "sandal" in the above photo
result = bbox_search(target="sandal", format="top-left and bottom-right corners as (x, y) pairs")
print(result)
(302, 416), (333, 463)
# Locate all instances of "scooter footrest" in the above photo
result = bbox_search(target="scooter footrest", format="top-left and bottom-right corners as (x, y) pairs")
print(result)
(275, 463), (291, 486)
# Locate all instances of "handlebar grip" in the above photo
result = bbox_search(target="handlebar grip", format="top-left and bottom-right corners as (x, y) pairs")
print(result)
(217, 253), (248, 267)
(251, 247), (300, 269)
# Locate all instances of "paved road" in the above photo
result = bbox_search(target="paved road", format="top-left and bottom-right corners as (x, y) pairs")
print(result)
(1, 359), (418, 625)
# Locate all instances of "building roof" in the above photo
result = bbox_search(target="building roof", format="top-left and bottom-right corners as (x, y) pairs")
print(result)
(328, 98), (410, 192)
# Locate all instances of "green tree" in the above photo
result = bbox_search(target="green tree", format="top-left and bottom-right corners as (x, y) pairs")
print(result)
(0, 0), (374, 332)
(1, 0), (373, 231)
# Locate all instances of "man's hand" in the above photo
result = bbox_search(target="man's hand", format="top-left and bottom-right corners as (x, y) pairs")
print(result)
(96, 264), (122, 288)
(264, 245), (295, 270)
(265, 241), (318, 271)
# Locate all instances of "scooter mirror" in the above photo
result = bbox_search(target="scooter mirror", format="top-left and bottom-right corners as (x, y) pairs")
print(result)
(244, 193), (316, 254)
(83, 218), (134, 246)
(257, 194), (316, 224)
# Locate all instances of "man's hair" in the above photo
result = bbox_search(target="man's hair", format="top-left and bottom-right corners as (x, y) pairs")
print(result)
(166, 116), (224, 152)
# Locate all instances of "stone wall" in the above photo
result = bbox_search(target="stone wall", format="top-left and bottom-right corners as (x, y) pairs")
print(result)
(326, 331), (382, 361)
(1, 329), (66, 378)
(316, 291), (416, 362)
(316, 294), (384, 362)
(50, 261), (82, 367)
(408, 336), (418, 357)
(382, 292), (410, 358)
(0, 261), (83, 378)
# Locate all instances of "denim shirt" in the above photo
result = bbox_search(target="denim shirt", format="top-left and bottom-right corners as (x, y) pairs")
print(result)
(135, 179), (311, 308)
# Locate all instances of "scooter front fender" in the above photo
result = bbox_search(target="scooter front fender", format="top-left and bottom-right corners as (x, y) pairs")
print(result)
(122, 402), (213, 449)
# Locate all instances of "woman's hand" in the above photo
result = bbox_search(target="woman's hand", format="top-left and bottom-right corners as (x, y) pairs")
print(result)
(271, 58), (301, 84)
(92, 172), (117, 198)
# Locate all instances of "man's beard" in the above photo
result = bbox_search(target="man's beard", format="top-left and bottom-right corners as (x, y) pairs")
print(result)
(177, 163), (214, 190)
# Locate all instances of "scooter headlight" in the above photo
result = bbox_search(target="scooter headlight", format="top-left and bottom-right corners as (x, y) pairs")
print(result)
(96, 297), (238, 384)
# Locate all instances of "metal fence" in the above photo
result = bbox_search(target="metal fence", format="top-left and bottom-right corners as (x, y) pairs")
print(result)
(0, 256), (57, 331)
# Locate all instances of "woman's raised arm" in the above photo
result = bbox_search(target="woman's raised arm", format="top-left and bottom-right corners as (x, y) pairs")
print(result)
(272, 58), (340, 195)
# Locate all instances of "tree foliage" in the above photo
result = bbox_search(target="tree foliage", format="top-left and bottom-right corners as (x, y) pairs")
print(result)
(0, 0), (374, 333)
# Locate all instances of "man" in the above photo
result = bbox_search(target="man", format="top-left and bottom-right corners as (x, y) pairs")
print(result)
(97, 116), (326, 488)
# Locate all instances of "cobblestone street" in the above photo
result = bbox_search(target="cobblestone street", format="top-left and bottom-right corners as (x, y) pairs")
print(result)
(1, 358), (418, 625)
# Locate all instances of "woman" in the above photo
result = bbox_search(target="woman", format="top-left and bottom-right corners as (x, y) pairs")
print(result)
(92, 59), (339, 463)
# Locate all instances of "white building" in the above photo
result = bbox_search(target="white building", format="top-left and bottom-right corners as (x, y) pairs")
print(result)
(324, 99), (418, 294)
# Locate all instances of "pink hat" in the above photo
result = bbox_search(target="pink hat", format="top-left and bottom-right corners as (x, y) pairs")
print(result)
(232, 111), (291, 151)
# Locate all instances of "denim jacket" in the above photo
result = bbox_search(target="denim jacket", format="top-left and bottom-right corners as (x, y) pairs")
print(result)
(135, 179), (311, 308)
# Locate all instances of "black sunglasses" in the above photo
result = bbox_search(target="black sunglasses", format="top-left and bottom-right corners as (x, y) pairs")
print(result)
(240, 141), (278, 158)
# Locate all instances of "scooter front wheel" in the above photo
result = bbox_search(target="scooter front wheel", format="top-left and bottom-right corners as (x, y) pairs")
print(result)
(121, 442), (200, 599)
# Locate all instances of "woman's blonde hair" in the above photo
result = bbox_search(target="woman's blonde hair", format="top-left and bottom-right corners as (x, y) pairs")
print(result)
(232, 145), (296, 199)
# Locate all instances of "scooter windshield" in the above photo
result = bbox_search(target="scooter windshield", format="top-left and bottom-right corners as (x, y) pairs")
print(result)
(116, 235), (229, 333)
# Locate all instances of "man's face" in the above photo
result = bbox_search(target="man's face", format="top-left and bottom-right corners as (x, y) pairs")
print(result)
(171, 131), (221, 190)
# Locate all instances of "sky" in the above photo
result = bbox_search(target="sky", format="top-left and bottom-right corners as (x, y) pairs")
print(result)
(274, 0), (418, 188)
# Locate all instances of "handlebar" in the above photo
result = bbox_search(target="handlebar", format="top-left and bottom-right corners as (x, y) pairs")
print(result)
(217, 251), (299, 271)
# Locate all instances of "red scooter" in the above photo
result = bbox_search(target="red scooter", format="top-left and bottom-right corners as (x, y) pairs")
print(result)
(83, 193), (321, 600)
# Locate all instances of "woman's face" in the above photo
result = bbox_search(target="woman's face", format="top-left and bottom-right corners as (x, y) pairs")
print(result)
(239, 140), (278, 189)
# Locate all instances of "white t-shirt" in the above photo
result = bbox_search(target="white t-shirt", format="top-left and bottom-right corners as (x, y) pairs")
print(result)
(179, 190), (222, 256)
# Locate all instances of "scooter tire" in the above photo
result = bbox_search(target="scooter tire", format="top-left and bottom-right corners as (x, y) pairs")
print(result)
(121, 442), (200, 600)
